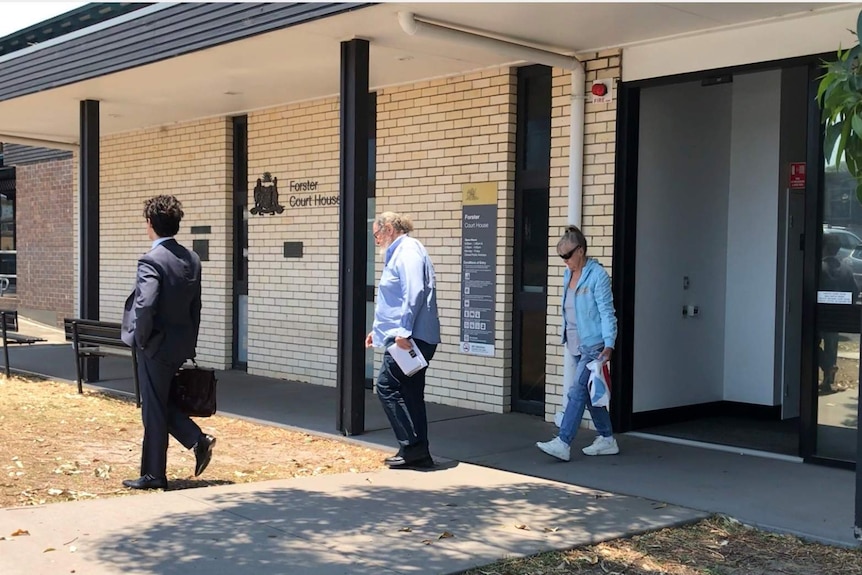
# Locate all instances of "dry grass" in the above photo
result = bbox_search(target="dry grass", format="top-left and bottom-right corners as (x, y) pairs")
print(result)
(0, 374), (386, 507)
(5, 375), (861, 574)
(465, 515), (862, 575)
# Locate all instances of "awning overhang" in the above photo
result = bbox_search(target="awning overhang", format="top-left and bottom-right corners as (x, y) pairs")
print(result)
(0, 2), (853, 145)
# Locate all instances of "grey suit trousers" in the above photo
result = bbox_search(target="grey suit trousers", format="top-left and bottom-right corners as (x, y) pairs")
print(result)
(138, 355), (202, 478)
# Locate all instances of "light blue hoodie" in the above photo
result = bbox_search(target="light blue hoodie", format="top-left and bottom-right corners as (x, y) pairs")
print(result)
(561, 258), (617, 350)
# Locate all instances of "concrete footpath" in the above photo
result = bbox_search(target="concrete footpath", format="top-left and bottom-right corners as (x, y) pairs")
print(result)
(0, 463), (704, 575)
(0, 317), (859, 574)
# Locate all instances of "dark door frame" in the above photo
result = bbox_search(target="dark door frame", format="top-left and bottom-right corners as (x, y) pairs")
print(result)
(512, 64), (552, 415)
(612, 54), (843, 466)
(231, 115), (248, 370)
(365, 91), (377, 390)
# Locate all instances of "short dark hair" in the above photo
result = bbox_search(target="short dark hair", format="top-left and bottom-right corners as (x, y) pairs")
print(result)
(143, 195), (184, 237)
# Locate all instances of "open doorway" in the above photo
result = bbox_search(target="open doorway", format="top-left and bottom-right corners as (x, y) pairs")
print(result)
(614, 64), (812, 456)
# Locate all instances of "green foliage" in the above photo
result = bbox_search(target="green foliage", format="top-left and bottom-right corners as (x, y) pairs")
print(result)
(818, 10), (862, 202)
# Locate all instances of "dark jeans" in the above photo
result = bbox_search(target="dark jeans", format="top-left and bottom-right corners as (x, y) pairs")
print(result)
(819, 332), (839, 373)
(376, 338), (437, 459)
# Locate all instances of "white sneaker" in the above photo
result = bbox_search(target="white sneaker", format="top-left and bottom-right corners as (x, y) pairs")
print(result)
(536, 437), (571, 461)
(582, 435), (619, 456)
(553, 411), (564, 428)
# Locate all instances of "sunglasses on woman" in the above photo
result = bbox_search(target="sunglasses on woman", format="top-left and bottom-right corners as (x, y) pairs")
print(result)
(559, 245), (581, 260)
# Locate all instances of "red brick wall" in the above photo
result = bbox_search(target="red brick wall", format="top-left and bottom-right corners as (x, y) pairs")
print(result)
(15, 158), (74, 326)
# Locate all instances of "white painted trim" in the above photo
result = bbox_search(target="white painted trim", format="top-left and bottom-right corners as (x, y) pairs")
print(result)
(622, 4), (860, 82)
(398, 11), (577, 71)
(0, 133), (77, 151)
(0, 4), (175, 65)
(626, 431), (804, 463)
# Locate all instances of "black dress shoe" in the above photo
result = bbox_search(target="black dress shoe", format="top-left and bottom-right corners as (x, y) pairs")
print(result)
(194, 434), (216, 477)
(122, 474), (167, 490)
(386, 455), (435, 469)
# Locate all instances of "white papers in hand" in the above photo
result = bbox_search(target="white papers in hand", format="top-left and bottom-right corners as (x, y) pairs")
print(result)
(387, 339), (428, 376)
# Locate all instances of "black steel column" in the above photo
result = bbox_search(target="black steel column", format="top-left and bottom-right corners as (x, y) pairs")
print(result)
(80, 100), (100, 382)
(336, 39), (369, 436)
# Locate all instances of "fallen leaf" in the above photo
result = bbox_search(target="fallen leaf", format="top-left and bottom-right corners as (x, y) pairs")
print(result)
(11, 529), (30, 537)
(514, 524), (529, 530)
(43, 547), (56, 553)
(543, 527), (560, 533)
(579, 555), (599, 565)
(652, 503), (667, 509)
(421, 539), (433, 545)
(398, 527), (412, 533)
(438, 531), (454, 539)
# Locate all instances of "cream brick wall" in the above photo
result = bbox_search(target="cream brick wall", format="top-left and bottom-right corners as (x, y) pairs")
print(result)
(94, 118), (233, 368)
(69, 54), (619, 421)
(376, 69), (517, 412)
(545, 51), (622, 423)
(246, 98), (341, 383)
(72, 152), (79, 319)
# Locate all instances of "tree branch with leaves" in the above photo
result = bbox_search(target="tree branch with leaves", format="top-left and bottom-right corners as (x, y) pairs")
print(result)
(818, 11), (862, 202)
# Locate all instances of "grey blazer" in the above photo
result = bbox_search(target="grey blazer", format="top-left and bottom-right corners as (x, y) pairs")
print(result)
(121, 238), (202, 365)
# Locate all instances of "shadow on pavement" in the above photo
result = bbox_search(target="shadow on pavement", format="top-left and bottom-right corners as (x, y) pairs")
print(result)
(93, 480), (692, 575)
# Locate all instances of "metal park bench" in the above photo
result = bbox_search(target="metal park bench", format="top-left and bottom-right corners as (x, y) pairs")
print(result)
(0, 310), (46, 377)
(63, 318), (141, 407)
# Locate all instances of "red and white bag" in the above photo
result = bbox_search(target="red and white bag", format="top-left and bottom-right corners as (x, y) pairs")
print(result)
(586, 359), (611, 408)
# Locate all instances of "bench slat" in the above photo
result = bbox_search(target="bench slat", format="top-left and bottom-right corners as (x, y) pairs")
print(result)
(62, 317), (140, 408)
(4, 334), (44, 344)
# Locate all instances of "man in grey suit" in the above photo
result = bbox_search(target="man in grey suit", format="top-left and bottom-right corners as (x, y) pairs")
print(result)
(121, 195), (215, 490)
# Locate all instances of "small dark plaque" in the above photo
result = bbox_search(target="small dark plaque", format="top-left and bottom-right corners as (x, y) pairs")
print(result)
(193, 239), (210, 261)
(283, 241), (303, 258)
(702, 75), (733, 87)
(190, 226), (211, 235)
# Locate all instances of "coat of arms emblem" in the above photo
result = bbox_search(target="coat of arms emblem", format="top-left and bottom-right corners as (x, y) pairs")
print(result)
(250, 172), (285, 215)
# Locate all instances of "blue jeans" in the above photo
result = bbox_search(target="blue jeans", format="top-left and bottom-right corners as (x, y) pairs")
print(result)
(376, 339), (437, 459)
(559, 342), (613, 445)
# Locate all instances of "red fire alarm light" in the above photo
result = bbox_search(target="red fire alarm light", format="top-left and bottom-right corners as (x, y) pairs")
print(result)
(591, 83), (608, 97)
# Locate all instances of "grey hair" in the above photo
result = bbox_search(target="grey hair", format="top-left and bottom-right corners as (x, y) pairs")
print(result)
(375, 211), (414, 234)
(557, 225), (587, 255)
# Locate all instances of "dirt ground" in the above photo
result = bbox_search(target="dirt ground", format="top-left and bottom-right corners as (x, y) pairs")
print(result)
(0, 375), (386, 507)
(465, 515), (862, 575)
(4, 375), (862, 574)
(828, 337), (860, 393)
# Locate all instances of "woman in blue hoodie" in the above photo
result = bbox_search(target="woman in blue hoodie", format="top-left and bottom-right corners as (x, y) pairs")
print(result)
(537, 225), (619, 461)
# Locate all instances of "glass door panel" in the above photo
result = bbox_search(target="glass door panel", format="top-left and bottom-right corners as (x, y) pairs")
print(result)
(815, 135), (860, 462)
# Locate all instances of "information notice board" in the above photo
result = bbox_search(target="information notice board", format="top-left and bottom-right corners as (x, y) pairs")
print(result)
(460, 182), (497, 357)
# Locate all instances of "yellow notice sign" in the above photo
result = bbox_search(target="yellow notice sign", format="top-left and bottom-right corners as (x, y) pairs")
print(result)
(462, 182), (497, 206)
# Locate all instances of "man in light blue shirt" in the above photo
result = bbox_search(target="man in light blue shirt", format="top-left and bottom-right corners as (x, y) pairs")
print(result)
(365, 211), (441, 468)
